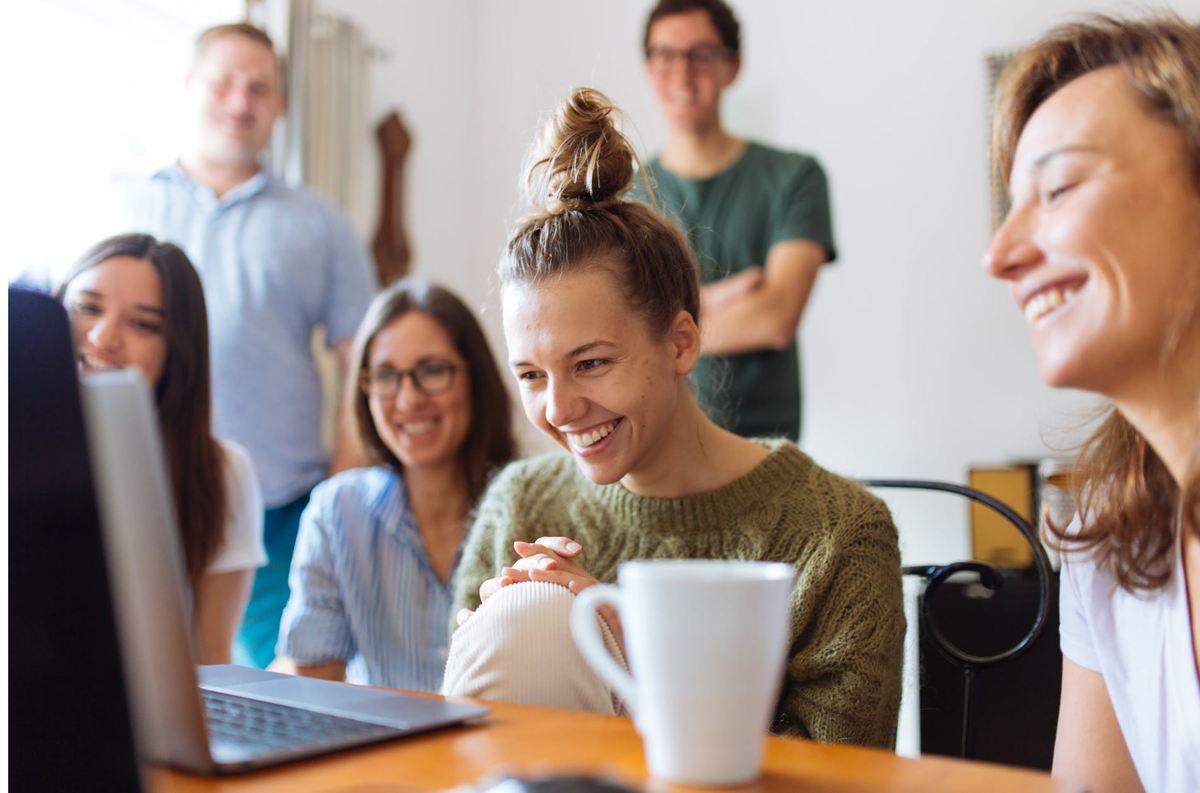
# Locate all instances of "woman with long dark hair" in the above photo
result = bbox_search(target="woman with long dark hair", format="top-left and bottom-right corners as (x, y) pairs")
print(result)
(277, 278), (516, 690)
(58, 233), (265, 663)
(986, 15), (1200, 791)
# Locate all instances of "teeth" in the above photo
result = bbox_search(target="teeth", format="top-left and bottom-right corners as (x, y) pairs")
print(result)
(1024, 286), (1076, 323)
(80, 353), (117, 370)
(568, 420), (619, 449)
(402, 420), (437, 436)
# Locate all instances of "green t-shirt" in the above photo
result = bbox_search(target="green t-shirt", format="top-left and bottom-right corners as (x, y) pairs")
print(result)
(635, 142), (836, 440)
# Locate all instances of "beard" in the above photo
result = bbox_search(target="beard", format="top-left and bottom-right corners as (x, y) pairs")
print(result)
(195, 121), (268, 167)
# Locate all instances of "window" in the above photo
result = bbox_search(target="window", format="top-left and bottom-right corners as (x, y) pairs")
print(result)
(6, 0), (241, 287)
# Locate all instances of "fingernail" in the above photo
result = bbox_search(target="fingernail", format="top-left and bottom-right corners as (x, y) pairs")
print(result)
(565, 541), (581, 552)
(539, 557), (555, 569)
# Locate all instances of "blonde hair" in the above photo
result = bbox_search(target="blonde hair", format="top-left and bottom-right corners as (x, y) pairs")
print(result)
(501, 87), (700, 334)
(193, 22), (284, 87)
(991, 14), (1200, 590)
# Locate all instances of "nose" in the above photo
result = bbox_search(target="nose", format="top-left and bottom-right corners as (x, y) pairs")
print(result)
(394, 374), (428, 410)
(544, 376), (584, 429)
(86, 316), (121, 351)
(226, 83), (253, 114)
(982, 201), (1042, 281)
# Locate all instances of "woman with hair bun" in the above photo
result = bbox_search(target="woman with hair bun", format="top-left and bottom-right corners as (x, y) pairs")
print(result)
(442, 88), (904, 747)
(986, 14), (1200, 792)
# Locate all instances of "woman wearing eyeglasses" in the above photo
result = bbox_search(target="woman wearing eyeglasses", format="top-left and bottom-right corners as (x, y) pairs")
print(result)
(277, 278), (516, 690)
(634, 0), (835, 443)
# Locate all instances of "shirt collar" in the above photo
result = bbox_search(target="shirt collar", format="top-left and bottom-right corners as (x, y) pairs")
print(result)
(376, 469), (420, 538)
(154, 161), (272, 208)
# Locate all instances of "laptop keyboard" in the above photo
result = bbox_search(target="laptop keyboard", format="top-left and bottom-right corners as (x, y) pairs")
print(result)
(202, 689), (399, 751)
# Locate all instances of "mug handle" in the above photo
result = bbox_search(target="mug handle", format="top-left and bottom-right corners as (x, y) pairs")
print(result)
(570, 584), (638, 715)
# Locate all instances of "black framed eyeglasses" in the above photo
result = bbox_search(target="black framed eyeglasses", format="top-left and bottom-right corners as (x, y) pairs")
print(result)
(645, 43), (732, 73)
(360, 360), (459, 399)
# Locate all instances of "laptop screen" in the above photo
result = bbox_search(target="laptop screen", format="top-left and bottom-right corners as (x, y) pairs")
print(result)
(8, 287), (144, 791)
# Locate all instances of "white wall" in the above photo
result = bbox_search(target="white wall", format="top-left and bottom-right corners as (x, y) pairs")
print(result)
(324, 0), (1198, 565)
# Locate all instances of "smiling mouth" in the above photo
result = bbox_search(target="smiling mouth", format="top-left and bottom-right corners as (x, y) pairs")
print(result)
(1023, 284), (1080, 323)
(400, 419), (439, 437)
(566, 418), (622, 450)
(80, 352), (119, 371)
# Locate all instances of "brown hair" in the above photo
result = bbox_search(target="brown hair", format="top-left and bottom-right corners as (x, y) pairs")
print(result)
(991, 14), (1200, 590)
(644, 0), (741, 57)
(502, 87), (700, 336)
(350, 278), (516, 503)
(57, 234), (228, 584)
(193, 22), (284, 86)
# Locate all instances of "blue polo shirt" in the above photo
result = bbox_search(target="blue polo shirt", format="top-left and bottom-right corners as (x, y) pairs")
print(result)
(119, 165), (378, 506)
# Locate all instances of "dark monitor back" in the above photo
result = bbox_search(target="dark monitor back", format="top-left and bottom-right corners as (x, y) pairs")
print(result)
(8, 288), (143, 792)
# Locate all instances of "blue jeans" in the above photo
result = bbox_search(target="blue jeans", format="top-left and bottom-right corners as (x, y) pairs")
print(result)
(233, 491), (311, 668)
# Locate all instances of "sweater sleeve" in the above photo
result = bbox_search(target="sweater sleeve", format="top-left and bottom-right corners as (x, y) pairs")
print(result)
(451, 462), (527, 622)
(773, 500), (905, 747)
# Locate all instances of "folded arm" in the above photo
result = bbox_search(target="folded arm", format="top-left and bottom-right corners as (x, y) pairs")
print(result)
(701, 239), (826, 357)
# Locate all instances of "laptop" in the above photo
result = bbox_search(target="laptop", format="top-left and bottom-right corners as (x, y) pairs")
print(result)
(79, 369), (489, 774)
(9, 288), (145, 792)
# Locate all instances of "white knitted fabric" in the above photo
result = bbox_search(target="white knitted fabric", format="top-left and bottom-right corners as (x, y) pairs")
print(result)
(441, 581), (626, 715)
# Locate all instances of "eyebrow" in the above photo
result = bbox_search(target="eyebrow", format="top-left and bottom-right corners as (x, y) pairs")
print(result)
(1031, 144), (1102, 170)
(73, 289), (165, 316)
(509, 340), (617, 369)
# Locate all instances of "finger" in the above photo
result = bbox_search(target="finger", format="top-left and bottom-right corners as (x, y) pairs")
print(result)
(528, 567), (595, 591)
(479, 576), (504, 602)
(567, 578), (599, 595)
(530, 537), (584, 557)
(514, 540), (579, 560)
(456, 608), (474, 627)
(508, 555), (559, 573)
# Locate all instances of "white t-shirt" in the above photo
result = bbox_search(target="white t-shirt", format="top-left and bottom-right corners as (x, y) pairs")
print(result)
(205, 440), (267, 574)
(1060, 529), (1200, 791)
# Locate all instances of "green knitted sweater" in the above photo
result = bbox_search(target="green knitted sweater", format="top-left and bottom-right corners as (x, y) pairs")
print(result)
(453, 440), (905, 748)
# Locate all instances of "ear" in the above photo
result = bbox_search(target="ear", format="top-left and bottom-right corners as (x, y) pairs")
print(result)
(667, 309), (702, 377)
(724, 55), (742, 87)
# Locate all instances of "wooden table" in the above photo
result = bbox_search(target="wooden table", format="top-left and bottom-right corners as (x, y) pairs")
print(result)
(152, 696), (1067, 793)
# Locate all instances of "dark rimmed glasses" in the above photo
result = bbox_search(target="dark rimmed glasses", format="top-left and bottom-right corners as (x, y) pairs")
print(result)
(645, 43), (733, 73)
(360, 359), (459, 399)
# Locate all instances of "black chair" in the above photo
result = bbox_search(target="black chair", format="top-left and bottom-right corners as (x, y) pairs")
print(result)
(864, 479), (1057, 766)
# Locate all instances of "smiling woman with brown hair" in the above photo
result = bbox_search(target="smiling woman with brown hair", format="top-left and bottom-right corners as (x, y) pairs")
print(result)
(276, 278), (516, 690)
(57, 233), (266, 664)
(986, 14), (1200, 792)
(441, 87), (903, 748)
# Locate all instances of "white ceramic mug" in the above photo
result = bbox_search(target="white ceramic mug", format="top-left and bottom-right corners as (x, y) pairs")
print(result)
(571, 559), (795, 786)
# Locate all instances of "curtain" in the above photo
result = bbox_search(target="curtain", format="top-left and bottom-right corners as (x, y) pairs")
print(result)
(249, 0), (370, 219)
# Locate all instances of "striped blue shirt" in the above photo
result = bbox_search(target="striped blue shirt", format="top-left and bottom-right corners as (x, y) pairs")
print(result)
(278, 467), (455, 691)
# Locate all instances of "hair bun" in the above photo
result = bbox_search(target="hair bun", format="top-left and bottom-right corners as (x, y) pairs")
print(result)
(527, 87), (638, 213)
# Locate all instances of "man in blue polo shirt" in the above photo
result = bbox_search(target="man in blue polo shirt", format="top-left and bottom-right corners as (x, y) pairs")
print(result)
(119, 22), (377, 667)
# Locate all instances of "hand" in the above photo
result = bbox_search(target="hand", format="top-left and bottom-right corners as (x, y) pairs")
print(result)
(506, 537), (598, 594)
(512, 537), (624, 653)
(701, 267), (765, 310)
(456, 537), (592, 628)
